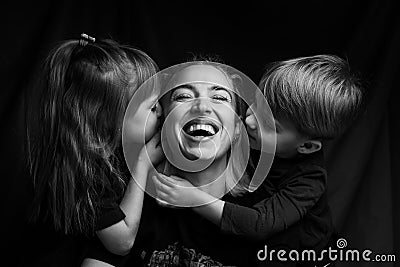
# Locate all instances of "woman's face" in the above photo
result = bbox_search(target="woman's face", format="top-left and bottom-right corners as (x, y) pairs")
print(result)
(161, 65), (239, 161)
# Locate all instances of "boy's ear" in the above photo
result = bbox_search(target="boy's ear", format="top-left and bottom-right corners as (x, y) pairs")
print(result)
(297, 140), (322, 154)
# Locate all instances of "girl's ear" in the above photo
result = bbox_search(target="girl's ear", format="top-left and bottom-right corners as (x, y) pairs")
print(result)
(297, 140), (322, 154)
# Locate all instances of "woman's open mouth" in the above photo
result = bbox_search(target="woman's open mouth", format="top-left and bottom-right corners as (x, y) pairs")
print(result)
(182, 118), (220, 140)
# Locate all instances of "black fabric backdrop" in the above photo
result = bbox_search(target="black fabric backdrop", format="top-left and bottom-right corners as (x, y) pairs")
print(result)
(1, 0), (399, 266)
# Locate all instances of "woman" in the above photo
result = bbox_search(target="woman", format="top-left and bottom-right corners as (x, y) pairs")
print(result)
(82, 61), (255, 267)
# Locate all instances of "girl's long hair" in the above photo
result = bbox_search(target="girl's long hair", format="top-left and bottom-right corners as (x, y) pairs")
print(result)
(26, 38), (157, 235)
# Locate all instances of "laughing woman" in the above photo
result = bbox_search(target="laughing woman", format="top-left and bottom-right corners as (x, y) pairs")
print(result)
(82, 61), (253, 267)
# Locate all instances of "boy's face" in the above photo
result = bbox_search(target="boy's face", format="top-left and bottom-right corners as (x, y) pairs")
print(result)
(245, 105), (306, 158)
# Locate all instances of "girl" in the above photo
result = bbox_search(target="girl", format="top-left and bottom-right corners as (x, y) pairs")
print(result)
(26, 33), (163, 257)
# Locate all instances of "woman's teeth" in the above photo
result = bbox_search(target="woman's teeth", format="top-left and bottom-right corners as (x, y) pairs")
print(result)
(187, 124), (216, 136)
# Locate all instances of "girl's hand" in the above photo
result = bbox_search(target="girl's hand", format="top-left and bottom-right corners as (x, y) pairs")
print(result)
(138, 132), (164, 169)
(152, 173), (202, 207)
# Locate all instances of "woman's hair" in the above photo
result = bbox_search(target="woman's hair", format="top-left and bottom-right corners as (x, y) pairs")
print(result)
(259, 54), (364, 139)
(26, 37), (158, 235)
(217, 66), (250, 197)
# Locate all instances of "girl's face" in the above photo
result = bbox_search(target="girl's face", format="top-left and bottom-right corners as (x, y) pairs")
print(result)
(125, 94), (162, 143)
(161, 65), (239, 161)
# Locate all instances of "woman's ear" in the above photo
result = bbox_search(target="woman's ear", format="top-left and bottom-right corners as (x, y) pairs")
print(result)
(297, 140), (322, 154)
(233, 120), (243, 143)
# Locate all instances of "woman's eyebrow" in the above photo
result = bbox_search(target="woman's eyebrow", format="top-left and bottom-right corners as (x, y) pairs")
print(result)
(210, 85), (230, 91)
(210, 85), (233, 97)
(171, 84), (195, 91)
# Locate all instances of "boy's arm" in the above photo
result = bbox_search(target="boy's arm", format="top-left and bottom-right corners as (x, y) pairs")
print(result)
(192, 197), (225, 226)
(153, 167), (326, 241)
(220, 167), (327, 241)
(152, 173), (225, 225)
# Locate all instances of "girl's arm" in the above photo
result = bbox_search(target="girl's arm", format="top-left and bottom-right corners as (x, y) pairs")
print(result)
(96, 134), (163, 256)
(96, 159), (149, 256)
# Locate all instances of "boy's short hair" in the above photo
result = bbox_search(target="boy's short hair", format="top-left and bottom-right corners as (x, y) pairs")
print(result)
(259, 55), (364, 139)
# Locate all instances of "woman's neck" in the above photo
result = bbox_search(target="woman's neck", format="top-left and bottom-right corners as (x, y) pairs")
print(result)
(170, 156), (227, 198)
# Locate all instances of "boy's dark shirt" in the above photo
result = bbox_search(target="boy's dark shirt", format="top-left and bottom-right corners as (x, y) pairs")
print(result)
(221, 149), (334, 254)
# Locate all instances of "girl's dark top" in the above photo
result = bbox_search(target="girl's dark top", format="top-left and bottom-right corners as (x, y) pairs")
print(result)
(94, 154), (130, 231)
(95, 192), (126, 231)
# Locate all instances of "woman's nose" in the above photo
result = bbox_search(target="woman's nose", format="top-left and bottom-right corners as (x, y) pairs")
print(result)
(191, 97), (212, 114)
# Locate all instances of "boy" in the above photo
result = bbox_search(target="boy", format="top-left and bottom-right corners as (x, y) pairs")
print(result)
(154, 55), (364, 266)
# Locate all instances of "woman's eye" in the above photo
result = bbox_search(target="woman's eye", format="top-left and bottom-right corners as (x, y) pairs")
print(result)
(172, 93), (193, 102)
(212, 95), (231, 103)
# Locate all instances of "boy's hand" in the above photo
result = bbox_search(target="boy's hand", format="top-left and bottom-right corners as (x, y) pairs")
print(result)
(152, 173), (202, 207)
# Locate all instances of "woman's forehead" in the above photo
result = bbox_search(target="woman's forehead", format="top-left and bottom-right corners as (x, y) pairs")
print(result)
(166, 64), (233, 91)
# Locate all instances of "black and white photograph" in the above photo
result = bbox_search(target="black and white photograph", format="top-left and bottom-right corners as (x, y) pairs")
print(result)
(2, 1), (398, 266)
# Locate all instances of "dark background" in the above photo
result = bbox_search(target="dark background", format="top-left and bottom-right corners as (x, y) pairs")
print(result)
(2, 0), (399, 266)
